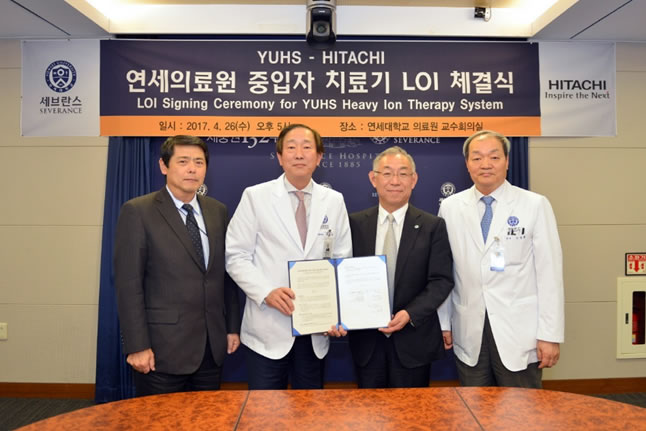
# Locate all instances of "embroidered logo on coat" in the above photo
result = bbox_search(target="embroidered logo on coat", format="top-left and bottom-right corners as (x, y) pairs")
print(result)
(507, 216), (519, 226)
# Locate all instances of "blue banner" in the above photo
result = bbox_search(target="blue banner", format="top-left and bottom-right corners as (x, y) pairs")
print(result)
(102, 40), (540, 137)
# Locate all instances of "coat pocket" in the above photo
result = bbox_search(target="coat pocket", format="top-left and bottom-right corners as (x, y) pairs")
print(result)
(146, 308), (178, 324)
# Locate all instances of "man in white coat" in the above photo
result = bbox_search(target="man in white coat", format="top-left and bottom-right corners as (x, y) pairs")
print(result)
(438, 130), (564, 388)
(226, 124), (352, 389)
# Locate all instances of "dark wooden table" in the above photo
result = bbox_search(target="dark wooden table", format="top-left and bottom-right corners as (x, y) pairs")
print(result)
(16, 387), (646, 430)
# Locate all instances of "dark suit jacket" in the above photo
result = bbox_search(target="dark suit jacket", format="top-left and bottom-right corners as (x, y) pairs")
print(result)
(348, 205), (454, 368)
(114, 187), (241, 375)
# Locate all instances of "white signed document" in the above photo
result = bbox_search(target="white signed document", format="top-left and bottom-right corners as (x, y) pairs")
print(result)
(290, 259), (338, 336)
(336, 255), (390, 330)
(289, 256), (390, 336)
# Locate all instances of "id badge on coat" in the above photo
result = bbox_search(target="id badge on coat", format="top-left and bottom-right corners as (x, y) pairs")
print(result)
(323, 229), (334, 259)
(490, 237), (505, 272)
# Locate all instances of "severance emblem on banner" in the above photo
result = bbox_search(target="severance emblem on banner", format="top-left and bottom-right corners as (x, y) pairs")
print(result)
(45, 60), (77, 93)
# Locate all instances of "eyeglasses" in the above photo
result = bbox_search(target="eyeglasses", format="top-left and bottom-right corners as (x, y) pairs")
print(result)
(373, 170), (413, 180)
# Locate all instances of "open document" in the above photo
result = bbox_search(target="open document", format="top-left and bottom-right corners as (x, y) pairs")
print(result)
(289, 256), (391, 336)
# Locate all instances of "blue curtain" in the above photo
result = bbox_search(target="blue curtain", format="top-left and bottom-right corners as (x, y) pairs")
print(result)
(507, 137), (528, 190)
(95, 137), (152, 403)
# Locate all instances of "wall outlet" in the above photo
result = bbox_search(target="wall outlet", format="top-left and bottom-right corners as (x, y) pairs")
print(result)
(0, 322), (7, 340)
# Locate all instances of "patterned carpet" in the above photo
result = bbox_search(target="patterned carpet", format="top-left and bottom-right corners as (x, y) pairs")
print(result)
(593, 392), (646, 408)
(0, 398), (95, 430)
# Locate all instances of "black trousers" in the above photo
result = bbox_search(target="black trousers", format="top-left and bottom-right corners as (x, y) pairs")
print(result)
(455, 312), (542, 388)
(355, 333), (431, 389)
(245, 335), (325, 390)
(133, 338), (222, 397)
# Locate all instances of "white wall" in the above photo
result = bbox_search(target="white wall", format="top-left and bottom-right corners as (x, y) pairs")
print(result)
(0, 39), (644, 384)
(0, 40), (107, 383)
(533, 42), (646, 379)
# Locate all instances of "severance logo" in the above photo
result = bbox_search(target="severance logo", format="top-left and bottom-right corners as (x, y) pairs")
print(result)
(45, 60), (77, 93)
(40, 60), (83, 115)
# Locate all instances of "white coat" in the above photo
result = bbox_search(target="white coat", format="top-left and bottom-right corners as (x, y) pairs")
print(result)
(225, 174), (352, 360)
(438, 181), (564, 371)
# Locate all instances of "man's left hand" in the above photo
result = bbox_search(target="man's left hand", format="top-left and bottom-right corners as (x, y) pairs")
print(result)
(227, 333), (241, 354)
(379, 310), (410, 334)
(324, 324), (347, 338)
(537, 340), (560, 368)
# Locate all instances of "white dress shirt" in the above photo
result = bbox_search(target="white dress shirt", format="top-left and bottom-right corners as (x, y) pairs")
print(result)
(284, 176), (314, 224)
(375, 203), (408, 255)
(166, 185), (209, 267)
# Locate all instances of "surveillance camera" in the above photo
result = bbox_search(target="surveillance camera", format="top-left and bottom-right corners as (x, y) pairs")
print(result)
(474, 7), (491, 21)
(306, 0), (336, 48)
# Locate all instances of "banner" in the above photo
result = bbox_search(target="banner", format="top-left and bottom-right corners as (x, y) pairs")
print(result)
(539, 42), (616, 136)
(21, 40), (100, 136)
(20, 39), (616, 138)
(101, 40), (541, 137)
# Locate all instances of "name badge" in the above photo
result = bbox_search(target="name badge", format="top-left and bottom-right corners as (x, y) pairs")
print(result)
(323, 229), (334, 259)
(490, 237), (505, 272)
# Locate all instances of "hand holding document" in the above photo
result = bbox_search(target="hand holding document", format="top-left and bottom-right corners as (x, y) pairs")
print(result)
(289, 259), (339, 335)
(336, 256), (391, 330)
(289, 256), (391, 336)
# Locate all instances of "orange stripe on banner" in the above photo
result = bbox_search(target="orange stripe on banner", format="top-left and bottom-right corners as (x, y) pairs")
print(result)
(101, 116), (541, 137)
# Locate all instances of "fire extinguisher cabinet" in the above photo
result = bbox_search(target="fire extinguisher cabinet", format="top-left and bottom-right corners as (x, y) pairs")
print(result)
(617, 277), (646, 358)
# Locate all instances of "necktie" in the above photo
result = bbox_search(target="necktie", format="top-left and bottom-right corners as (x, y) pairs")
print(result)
(182, 204), (205, 266)
(480, 196), (495, 243)
(294, 191), (307, 248)
(383, 214), (397, 313)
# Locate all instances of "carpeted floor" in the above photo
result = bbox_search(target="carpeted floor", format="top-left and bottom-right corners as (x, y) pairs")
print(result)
(0, 398), (95, 431)
(592, 392), (646, 408)
(1, 393), (645, 430)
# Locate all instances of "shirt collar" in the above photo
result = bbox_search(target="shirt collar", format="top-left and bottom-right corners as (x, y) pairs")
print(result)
(473, 180), (508, 203)
(283, 175), (314, 194)
(378, 203), (408, 225)
(166, 185), (201, 216)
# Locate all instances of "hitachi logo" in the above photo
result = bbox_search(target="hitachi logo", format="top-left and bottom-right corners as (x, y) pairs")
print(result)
(548, 80), (606, 90)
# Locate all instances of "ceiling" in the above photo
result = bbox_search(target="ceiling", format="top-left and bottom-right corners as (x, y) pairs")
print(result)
(0, 0), (644, 42)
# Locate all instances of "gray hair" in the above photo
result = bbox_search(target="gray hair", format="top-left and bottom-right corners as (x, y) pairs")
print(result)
(463, 130), (511, 159)
(372, 146), (416, 173)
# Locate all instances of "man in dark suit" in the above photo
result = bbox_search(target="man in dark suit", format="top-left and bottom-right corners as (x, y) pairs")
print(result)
(349, 146), (454, 388)
(114, 135), (241, 397)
